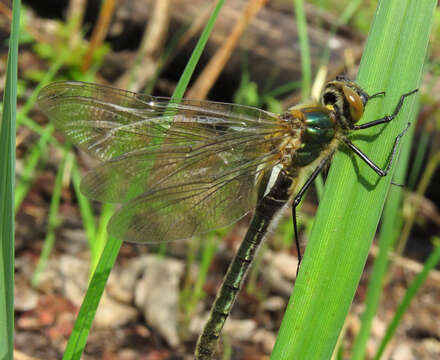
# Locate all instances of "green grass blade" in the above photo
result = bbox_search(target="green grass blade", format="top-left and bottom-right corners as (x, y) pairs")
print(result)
(15, 44), (69, 212)
(90, 203), (115, 276)
(171, 0), (225, 102)
(350, 98), (420, 360)
(15, 124), (54, 212)
(17, 46), (70, 123)
(61, 236), (122, 360)
(397, 148), (440, 254)
(318, 0), (363, 67)
(407, 129), (430, 190)
(374, 237), (440, 360)
(187, 234), (220, 316)
(293, 0), (312, 99)
(71, 162), (97, 242)
(61, 1), (225, 358)
(32, 148), (69, 285)
(0, 0), (20, 358)
(271, 1), (436, 358)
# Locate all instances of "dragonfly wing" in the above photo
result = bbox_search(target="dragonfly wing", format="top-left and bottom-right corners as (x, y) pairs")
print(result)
(38, 81), (294, 242)
(38, 81), (289, 203)
(108, 170), (257, 243)
(37, 81), (158, 160)
(79, 121), (283, 203)
(37, 81), (283, 161)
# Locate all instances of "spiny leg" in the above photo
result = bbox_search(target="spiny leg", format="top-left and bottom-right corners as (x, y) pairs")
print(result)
(353, 89), (418, 130)
(291, 155), (331, 275)
(292, 207), (301, 274)
(343, 122), (410, 177)
(367, 91), (385, 101)
(390, 181), (405, 187)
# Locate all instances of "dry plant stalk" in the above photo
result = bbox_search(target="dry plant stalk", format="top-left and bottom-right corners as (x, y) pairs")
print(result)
(187, 0), (269, 100)
(66, 0), (87, 48)
(116, 0), (171, 91)
(81, 0), (118, 73)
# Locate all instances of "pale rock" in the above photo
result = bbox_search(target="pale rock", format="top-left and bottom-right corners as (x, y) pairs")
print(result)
(135, 256), (184, 347)
(252, 328), (276, 353)
(261, 264), (293, 296)
(94, 292), (138, 328)
(262, 296), (285, 311)
(391, 343), (416, 360)
(108, 255), (150, 304)
(223, 318), (257, 341)
(58, 255), (89, 306)
(15, 280), (39, 311)
(272, 252), (298, 280)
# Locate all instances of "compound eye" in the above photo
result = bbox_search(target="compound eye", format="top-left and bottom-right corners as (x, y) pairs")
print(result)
(342, 85), (364, 121)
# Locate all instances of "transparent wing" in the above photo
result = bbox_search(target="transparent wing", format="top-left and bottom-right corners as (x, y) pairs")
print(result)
(37, 81), (284, 161)
(108, 168), (261, 243)
(38, 81), (295, 242)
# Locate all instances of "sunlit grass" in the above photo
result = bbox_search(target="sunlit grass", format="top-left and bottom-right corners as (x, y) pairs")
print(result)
(272, 1), (436, 358)
(0, 1), (20, 358)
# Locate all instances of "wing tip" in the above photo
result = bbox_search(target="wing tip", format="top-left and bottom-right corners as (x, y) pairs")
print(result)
(37, 81), (87, 108)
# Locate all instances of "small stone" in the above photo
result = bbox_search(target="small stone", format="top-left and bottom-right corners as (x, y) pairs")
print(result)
(95, 292), (138, 328)
(252, 328), (276, 353)
(262, 296), (285, 311)
(261, 264), (293, 296)
(135, 256), (184, 347)
(58, 255), (89, 306)
(15, 282), (39, 311)
(391, 343), (416, 360)
(223, 318), (257, 341)
(107, 256), (150, 304)
(272, 252), (298, 280)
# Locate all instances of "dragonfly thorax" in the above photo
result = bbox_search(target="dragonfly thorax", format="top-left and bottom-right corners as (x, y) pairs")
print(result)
(279, 106), (337, 171)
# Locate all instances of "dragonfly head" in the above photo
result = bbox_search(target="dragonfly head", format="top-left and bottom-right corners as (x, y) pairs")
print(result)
(321, 77), (369, 130)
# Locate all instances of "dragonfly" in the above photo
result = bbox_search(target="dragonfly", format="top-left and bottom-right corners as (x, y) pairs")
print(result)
(37, 77), (417, 359)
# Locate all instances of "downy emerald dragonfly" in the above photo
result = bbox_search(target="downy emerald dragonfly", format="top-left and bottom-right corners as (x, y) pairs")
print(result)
(37, 76), (417, 359)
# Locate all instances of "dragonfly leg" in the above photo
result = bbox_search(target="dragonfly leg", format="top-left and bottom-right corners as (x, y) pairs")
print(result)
(292, 155), (331, 275)
(343, 122), (410, 177)
(367, 91), (385, 100)
(391, 181), (405, 187)
(292, 207), (301, 275)
(353, 89), (418, 130)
